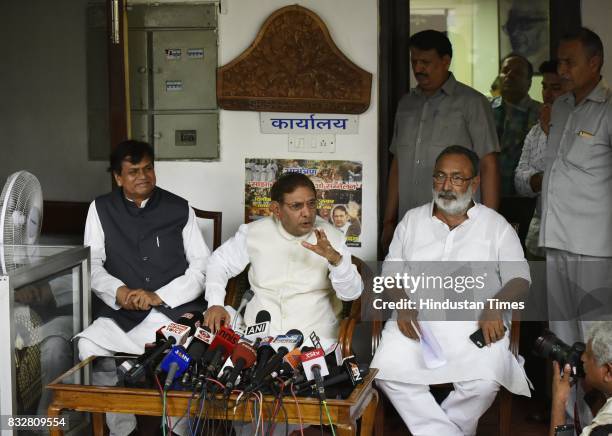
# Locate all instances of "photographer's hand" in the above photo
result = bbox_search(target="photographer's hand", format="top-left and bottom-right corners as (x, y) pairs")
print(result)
(549, 362), (572, 436)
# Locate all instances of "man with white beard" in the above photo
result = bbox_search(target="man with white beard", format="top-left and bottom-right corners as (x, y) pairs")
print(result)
(371, 145), (531, 436)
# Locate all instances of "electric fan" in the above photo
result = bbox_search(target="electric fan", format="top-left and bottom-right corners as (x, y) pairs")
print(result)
(0, 171), (44, 413)
(0, 171), (43, 273)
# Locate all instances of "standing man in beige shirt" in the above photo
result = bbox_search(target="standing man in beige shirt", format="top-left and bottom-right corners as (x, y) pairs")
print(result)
(382, 30), (500, 250)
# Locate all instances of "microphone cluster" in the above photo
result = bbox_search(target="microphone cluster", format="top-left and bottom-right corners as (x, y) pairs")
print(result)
(118, 309), (369, 401)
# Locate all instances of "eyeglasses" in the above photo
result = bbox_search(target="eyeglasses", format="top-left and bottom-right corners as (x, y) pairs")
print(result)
(282, 199), (318, 211)
(432, 172), (474, 186)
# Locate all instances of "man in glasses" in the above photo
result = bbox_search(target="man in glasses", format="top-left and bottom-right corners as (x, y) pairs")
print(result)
(204, 172), (363, 345)
(382, 29), (500, 253)
(372, 145), (530, 435)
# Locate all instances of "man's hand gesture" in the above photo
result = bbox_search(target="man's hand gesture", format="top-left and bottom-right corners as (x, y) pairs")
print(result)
(301, 228), (342, 266)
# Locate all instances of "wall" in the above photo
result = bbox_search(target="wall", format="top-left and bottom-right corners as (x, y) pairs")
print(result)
(154, 0), (379, 260)
(409, 0), (542, 101)
(0, 0), (110, 202)
(581, 0), (612, 85)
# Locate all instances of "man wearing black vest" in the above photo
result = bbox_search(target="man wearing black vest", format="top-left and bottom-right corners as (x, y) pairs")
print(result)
(76, 140), (210, 435)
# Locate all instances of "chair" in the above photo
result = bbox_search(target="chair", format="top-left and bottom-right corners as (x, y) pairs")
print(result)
(192, 208), (222, 250)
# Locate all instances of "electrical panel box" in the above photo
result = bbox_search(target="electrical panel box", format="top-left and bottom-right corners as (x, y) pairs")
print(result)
(127, 4), (219, 160)
(154, 113), (218, 159)
(152, 30), (217, 110)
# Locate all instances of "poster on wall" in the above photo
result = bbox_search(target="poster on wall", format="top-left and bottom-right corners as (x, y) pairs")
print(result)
(499, 0), (549, 69)
(245, 158), (363, 247)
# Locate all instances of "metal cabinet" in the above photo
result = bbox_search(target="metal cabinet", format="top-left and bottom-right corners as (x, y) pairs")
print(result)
(127, 4), (219, 160)
(0, 245), (90, 422)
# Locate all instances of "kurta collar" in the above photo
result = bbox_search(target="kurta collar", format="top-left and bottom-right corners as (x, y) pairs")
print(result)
(274, 216), (313, 242)
(430, 201), (481, 228)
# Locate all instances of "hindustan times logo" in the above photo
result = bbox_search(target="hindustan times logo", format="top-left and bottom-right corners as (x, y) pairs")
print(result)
(372, 272), (487, 294)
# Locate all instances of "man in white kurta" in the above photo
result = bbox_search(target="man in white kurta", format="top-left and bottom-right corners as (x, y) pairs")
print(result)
(76, 141), (210, 436)
(204, 173), (363, 345)
(371, 145), (531, 436)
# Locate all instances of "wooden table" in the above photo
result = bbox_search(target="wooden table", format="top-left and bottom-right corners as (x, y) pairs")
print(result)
(47, 356), (379, 436)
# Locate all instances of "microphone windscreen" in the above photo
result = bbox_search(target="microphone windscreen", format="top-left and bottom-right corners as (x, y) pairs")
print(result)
(176, 311), (204, 332)
(285, 329), (304, 347)
(231, 343), (257, 368)
(255, 310), (271, 324)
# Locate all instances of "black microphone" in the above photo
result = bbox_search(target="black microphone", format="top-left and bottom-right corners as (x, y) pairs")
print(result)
(124, 311), (203, 383)
(246, 329), (303, 391)
(255, 310), (271, 324)
(297, 362), (369, 394)
(224, 342), (257, 395)
(181, 327), (214, 385)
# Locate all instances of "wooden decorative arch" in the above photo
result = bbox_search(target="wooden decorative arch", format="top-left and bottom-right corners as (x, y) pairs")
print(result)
(217, 5), (372, 114)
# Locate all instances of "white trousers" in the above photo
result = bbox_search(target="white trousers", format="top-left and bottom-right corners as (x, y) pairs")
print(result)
(78, 311), (188, 436)
(376, 379), (499, 436)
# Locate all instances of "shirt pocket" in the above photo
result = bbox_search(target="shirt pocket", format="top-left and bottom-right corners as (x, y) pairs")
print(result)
(432, 110), (470, 148)
(563, 132), (611, 172)
(456, 240), (491, 262)
(394, 110), (420, 149)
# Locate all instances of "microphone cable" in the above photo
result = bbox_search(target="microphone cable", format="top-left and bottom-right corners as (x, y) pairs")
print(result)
(289, 383), (305, 436)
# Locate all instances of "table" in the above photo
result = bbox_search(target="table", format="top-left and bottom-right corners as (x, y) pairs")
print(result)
(47, 356), (379, 436)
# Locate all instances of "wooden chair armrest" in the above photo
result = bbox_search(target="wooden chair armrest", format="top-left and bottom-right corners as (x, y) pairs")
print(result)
(509, 309), (521, 357)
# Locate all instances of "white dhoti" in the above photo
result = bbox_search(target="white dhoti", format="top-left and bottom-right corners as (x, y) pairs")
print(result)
(77, 310), (189, 436)
(376, 378), (499, 436)
(371, 320), (530, 435)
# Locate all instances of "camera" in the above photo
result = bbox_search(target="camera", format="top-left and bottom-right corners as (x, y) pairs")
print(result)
(534, 330), (585, 377)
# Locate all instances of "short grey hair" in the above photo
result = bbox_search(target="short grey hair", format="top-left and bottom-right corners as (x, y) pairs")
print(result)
(588, 322), (612, 366)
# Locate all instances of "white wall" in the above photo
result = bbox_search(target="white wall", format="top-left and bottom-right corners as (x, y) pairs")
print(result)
(0, 0), (110, 202)
(155, 0), (379, 260)
(582, 0), (612, 86)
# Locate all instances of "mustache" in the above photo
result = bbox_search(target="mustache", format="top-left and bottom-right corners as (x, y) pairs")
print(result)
(415, 73), (428, 79)
(437, 190), (456, 200)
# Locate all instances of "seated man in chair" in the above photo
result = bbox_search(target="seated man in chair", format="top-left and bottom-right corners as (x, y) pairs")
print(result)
(204, 172), (363, 344)
(372, 145), (531, 436)
(77, 140), (210, 436)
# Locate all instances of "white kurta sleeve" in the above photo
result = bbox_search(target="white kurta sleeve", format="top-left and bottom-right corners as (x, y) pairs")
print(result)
(84, 201), (125, 310)
(497, 224), (531, 286)
(328, 241), (364, 301)
(204, 224), (251, 307)
(155, 207), (211, 308)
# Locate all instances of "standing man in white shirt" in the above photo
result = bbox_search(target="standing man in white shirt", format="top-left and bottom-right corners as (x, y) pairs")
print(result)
(514, 59), (567, 258)
(77, 140), (210, 436)
(204, 172), (363, 344)
(372, 145), (531, 436)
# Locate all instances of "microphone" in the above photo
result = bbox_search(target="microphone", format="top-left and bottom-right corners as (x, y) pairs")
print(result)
(231, 289), (255, 329)
(296, 359), (369, 394)
(160, 345), (192, 389)
(124, 311), (203, 383)
(224, 341), (257, 394)
(243, 310), (271, 341)
(246, 329), (303, 392)
(181, 327), (215, 385)
(300, 347), (329, 381)
(200, 326), (240, 379)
